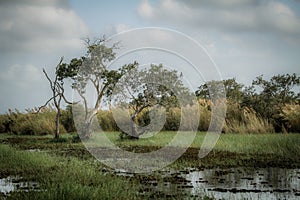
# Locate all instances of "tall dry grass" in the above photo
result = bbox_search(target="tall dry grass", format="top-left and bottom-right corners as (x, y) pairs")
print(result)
(280, 104), (300, 132)
(1, 108), (66, 135)
(3, 100), (299, 135)
(224, 101), (274, 133)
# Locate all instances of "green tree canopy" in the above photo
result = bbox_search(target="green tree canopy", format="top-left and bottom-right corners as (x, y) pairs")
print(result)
(196, 78), (244, 103)
(59, 38), (135, 139)
(112, 63), (191, 138)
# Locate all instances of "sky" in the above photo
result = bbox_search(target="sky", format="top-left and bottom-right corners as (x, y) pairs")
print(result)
(0, 0), (300, 113)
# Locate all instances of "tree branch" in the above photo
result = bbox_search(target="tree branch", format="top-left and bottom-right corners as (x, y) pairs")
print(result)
(35, 94), (59, 114)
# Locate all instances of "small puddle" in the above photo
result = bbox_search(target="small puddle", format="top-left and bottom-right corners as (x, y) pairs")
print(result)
(113, 167), (300, 199)
(0, 176), (40, 196)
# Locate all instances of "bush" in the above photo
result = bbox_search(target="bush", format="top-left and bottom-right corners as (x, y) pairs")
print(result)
(97, 110), (118, 131)
(198, 99), (211, 131)
(164, 107), (181, 131)
(61, 105), (76, 132)
(0, 114), (10, 133)
(281, 104), (300, 132)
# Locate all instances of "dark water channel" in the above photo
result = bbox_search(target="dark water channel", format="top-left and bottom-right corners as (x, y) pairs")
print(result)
(115, 167), (300, 199)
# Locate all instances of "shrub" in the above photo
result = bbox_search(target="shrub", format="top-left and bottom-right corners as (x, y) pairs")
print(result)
(198, 99), (211, 131)
(164, 107), (181, 131)
(281, 104), (300, 132)
(61, 105), (76, 132)
(97, 110), (118, 131)
(0, 114), (10, 133)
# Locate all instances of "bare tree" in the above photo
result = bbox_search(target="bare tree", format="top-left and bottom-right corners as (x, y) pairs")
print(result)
(38, 57), (73, 139)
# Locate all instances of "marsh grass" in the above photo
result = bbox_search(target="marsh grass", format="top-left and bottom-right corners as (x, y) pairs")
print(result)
(28, 133), (300, 169)
(224, 103), (274, 134)
(1, 132), (299, 199)
(103, 132), (300, 157)
(0, 144), (141, 200)
(2, 132), (299, 159)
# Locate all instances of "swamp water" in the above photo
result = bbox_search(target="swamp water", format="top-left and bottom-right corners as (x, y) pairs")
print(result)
(1, 168), (299, 199)
(115, 167), (300, 199)
(0, 176), (40, 196)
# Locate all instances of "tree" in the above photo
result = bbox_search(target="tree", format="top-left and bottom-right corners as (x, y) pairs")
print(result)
(38, 58), (73, 139)
(60, 38), (135, 139)
(250, 73), (300, 131)
(196, 78), (244, 103)
(112, 63), (191, 139)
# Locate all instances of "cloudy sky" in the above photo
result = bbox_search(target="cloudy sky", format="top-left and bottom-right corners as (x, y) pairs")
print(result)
(0, 0), (300, 113)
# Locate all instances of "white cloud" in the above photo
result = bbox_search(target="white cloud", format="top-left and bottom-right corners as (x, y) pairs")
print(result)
(137, 0), (300, 36)
(135, 0), (300, 89)
(115, 24), (131, 33)
(0, 1), (89, 112)
(138, 0), (154, 18)
(0, 64), (43, 88)
(0, 1), (89, 53)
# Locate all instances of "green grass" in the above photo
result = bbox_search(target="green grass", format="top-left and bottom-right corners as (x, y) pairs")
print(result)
(0, 142), (212, 200)
(102, 131), (300, 156)
(2, 131), (300, 159)
(1, 132), (299, 168)
(3, 131), (299, 157)
(0, 144), (141, 200)
(0, 132), (299, 199)
(102, 131), (300, 168)
(213, 133), (300, 155)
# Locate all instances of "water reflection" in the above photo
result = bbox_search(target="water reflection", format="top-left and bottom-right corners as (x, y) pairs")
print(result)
(184, 168), (300, 199)
(114, 167), (300, 199)
(0, 176), (40, 196)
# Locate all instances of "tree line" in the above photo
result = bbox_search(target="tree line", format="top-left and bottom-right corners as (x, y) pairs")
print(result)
(0, 38), (299, 138)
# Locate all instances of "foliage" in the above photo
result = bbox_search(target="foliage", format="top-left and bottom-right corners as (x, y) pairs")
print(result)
(112, 63), (191, 138)
(1, 73), (300, 134)
(97, 110), (118, 132)
(196, 74), (300, 133)
(250, 73), (300, 131)
(197, 99), (212, 131)
(164, 107), (181, 131)
(0, 114), (9, 133)
(196, 78), (244, 103)
(61, 38), (136, 139)
(280, 104), (300, 132)
(60, 105), (76, 133)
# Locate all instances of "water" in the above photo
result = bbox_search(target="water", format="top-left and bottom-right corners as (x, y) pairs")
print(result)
(2, 168), (299, 199)
(115, 167), (300, 199)
(0, 176), (40, 196)
(183, 168), (300, 199)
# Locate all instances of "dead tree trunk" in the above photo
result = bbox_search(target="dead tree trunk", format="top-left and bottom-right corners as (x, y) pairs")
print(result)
(38, 57), (73, 139)
(54, 107), (61, 139)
